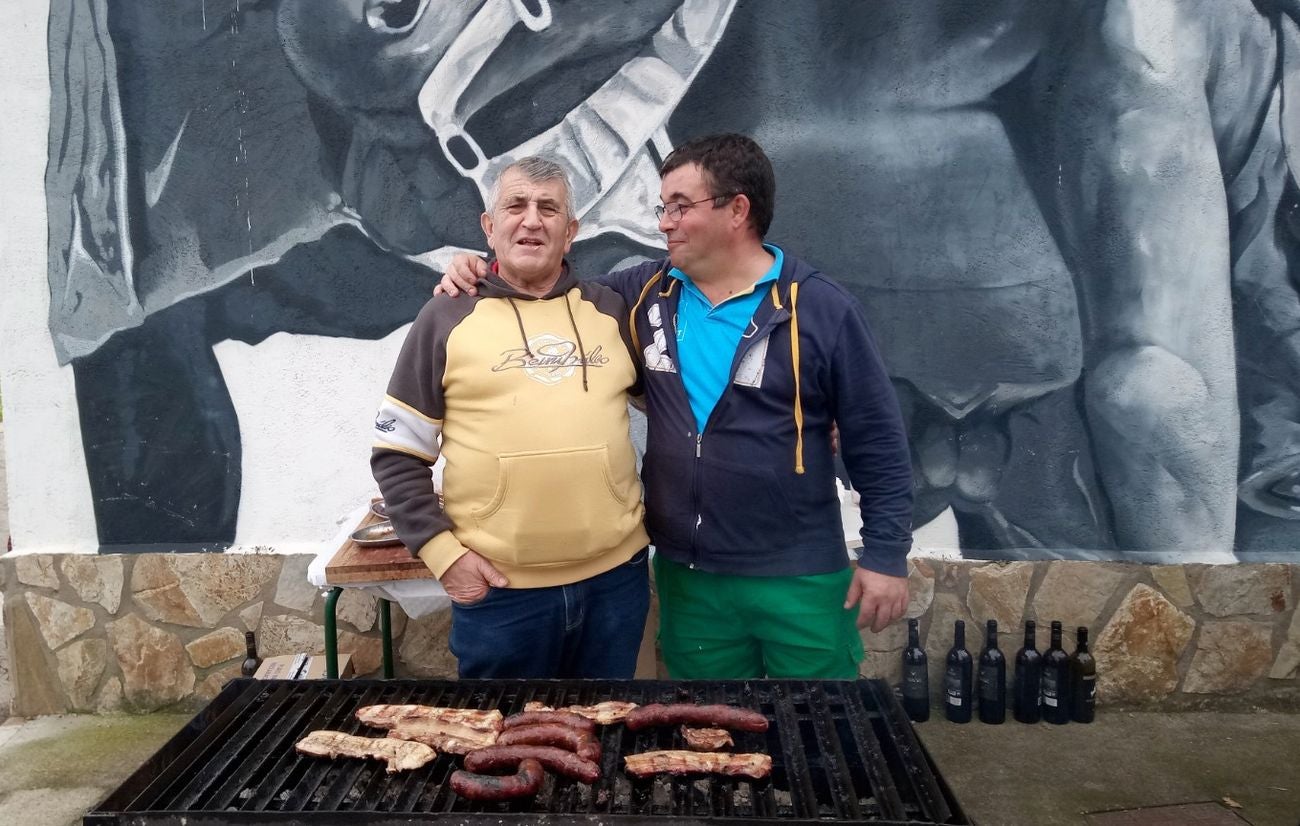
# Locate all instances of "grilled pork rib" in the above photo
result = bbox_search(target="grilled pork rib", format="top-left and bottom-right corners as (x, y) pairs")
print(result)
(522, 700), (639, 724)
(295, 730), (435, 773)
(624, 751), (772, 779)
(355, 704), (503, 732)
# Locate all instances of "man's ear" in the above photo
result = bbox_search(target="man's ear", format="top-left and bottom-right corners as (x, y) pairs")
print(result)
(729, 194), (752, 230)
(480, 211), (495, 248)
(563, 217), (579, 252)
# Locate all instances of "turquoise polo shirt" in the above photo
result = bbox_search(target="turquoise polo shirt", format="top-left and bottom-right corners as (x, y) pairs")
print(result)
(668, 244), (784, 432)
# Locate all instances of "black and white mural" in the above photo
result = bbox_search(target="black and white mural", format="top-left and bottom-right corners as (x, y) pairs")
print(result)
(41, 0), (1300, 560)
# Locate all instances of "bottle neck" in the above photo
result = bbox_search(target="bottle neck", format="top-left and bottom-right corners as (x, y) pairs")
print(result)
(954, 626), (965, 648)
(908, 625), (921, 647)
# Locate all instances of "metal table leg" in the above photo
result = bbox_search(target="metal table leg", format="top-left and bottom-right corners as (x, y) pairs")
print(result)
(380, 598), (394, 678)
(324, 587), (342, 678)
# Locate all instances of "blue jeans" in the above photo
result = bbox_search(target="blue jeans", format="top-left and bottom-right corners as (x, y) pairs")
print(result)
(448, 548), (650, 679)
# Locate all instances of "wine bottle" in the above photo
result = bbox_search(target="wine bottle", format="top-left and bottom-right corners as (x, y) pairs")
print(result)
(901, 618), (930, 722)
(1041, 620), (1071, 724)
(977, 620), (1006, 724)
(1069, 626), (1097, 723)
(241, 631), (262, 677)
(944, 620), (973, 723)
(1012, 620), (1042, 724)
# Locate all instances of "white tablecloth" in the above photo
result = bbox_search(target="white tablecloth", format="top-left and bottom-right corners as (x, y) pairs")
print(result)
(308, 503), (451, 619)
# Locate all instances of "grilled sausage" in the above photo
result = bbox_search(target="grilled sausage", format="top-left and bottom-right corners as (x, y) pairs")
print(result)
(502, 710), (596, 733)
(623, 704), (769, 733)
(496, 723), (601, 762)
(450, 757), (545, 800)
(464, 745), (600, 784)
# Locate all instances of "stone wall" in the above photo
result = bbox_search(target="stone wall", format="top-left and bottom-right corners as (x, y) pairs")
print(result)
(2, 554), (1296, 716)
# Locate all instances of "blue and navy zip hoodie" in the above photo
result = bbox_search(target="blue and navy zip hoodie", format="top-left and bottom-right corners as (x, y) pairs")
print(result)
(602, 248), (913, 578)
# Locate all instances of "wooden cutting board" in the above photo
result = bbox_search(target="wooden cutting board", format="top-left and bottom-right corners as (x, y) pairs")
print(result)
(324, 508), (434, 585)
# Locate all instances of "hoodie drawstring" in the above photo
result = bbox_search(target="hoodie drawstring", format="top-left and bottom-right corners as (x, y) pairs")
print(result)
(563, 291), (589, 392)
(506, 297), (534, 357)
(770, 282), (805, 475)
(628, 270), (666, 356)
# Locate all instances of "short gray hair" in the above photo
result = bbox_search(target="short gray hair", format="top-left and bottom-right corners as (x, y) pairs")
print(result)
(490, 156), (576, 219)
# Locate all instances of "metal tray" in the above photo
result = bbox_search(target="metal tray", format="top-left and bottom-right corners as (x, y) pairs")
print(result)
(349, 519), (400, 547)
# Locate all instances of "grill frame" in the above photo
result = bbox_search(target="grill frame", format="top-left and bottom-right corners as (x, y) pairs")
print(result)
(86, 678), (967, 825)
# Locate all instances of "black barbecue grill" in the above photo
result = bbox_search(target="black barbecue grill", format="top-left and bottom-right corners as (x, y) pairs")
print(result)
(85, 678), (968, 825)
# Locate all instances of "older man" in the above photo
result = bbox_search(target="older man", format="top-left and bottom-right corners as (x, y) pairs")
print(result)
(371, 156), (649, 679)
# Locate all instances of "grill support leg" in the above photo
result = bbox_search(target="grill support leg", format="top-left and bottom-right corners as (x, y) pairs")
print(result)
(324, 587), (342, 678)
(380, 598), (394, 677)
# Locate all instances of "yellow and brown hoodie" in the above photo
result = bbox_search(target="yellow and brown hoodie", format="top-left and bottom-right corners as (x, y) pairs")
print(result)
(371, 263), (648, 588)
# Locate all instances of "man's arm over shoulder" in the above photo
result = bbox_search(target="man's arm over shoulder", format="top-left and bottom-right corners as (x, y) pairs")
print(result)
(370, 296), (470, 577)
(820, 280), (914, 578)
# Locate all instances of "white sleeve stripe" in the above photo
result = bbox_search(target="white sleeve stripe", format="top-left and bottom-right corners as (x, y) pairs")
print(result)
(384, 394), (442, 425)
(373, 400), (442, 461)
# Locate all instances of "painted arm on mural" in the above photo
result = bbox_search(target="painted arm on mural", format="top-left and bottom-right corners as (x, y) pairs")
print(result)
(371, 298), (508, 604)
(1049, 0), (1238, 553)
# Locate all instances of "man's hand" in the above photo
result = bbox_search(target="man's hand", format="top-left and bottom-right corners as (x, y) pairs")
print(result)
(844, 567), (908, 632)
(440, 549), (509, 605)
(434, 254), (490, 297)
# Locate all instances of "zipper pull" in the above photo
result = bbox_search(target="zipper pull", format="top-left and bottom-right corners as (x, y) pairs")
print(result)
(696, 433), (702, 458)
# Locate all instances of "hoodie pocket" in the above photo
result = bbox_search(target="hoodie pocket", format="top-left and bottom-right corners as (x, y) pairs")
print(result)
(471, 444), (638, 566)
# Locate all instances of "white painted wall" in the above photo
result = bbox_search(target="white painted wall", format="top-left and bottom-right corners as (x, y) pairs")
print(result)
(0, 3), (99, 554)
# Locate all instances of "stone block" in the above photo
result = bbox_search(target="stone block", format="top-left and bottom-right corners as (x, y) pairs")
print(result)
(906, 559), (936, 618)
(1031, 561), (1128, 634)
(259, 614), (327, 656)
(273, 555), (318, 613)
(966, 561), (1033, 633)
(55, 639), (107, 711)
(1150, 565), (1193, 608)
(196, 663), (244, 702)
(1183, 621), (1273, 694)
(1192, 565), (1291, 617)
(186, 628), (246, 668)
(96, 677), (124, 713)
(397, 607), (457, 678)
(61, 555), (124, 613)
(6, 595), (66, 715)
(15, 555), (59, 589)
(132, 554), (280, 628)
(1094, 584), (1194, 703)
(240, 602), (263, 631)
(108, 613), (196, 711)
(337, 589), (378, 632)
(26, 593), (95, 651)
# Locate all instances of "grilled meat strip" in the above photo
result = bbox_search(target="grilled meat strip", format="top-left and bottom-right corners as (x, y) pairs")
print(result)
(465, 745), (600, 784)
(450, 758), (545, 801)
(496, 723), (601, 762)
(295, 730), (435, 773)
(523, 700), (639, 724)
(356, 704), (503, 732)
(384, 719), (497, 755)
(624, 704), (769, 733)
(681, 726), (734, 751)
(623, 750), (772, 779)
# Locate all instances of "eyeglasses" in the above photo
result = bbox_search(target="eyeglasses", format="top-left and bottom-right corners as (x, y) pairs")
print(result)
(654, 194), (735, 223)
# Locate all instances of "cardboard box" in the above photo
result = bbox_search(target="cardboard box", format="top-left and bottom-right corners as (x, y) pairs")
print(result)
(253, 652), (354, 679)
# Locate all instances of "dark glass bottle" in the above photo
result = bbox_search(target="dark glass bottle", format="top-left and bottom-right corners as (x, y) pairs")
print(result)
(977, 620), (1006, 724)
(901, 618), (930, 722)
(1040, 621), (1071, 724)
(944, 620), (973, 723)
(240, 631), (261, 677)
(1069, 627), (1097, 723)
(1012, 620), (1042, 724)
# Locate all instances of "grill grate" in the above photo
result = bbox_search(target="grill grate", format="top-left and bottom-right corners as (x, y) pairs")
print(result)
(86, 678), (967, 825)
